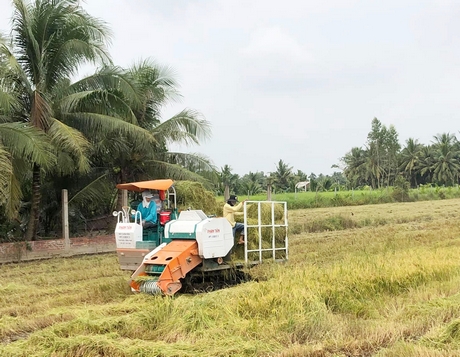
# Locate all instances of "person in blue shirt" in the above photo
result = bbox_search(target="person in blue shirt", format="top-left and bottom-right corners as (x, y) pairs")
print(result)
(134, 191), (157, 228)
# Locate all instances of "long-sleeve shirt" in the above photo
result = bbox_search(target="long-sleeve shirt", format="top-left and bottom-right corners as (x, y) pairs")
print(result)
(223, 202), (243, 227)
(135, 201), (157, 224)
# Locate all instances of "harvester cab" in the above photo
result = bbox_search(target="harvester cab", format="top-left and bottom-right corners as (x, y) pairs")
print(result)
(114, 180), (289, 296)
(114, 179), (177, 270)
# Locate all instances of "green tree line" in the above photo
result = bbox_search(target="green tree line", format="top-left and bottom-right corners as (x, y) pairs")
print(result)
(219, 118), (460, 198)
(342, 118), (460, 189)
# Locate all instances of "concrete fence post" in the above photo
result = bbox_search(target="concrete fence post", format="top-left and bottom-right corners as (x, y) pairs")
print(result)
(62, 189), (70, 251)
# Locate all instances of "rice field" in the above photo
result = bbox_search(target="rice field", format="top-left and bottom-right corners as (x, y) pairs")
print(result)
(2, 199), (460, 356)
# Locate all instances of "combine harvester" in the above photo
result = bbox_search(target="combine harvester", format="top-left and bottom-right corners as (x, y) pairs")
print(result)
(113, 179), (288, 296)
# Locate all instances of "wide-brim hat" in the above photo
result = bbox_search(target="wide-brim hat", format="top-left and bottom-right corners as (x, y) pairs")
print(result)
(229, 195), (238, 202)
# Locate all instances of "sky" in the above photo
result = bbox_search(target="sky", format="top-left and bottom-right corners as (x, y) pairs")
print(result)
(1, 1), (460, 176)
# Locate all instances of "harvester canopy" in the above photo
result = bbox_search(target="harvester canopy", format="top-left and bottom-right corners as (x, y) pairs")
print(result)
(116, 179), (174, 192)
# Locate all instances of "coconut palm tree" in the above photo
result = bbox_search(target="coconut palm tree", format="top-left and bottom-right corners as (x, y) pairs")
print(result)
(1, 0), (156, 240)
(342, 147), (369, 188)
(417, 145), (435, 185)
(431, 133), (460, 186)
(84, 60), (214, 209)
(220, 165), (238, 201)
(240, 171), (264, 196)
(399, 138), (422, 187)
(126, 60), (212, 177)
(0, 0), (111, 240)
(29, 59), (214, 232)
(366, 142), (385, 188)
(272, 159), (293, 192)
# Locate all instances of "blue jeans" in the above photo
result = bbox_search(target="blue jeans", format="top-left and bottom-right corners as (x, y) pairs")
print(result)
(233, 222), (245, 237)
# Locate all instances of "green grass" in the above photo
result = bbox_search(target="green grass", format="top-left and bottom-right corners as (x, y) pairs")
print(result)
(2, 199), (460, 356)
(229, 185), (460, 210)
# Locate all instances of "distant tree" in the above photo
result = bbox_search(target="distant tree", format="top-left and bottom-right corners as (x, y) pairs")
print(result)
(330, 171), (347, 189)
(399, 138), (422, 187)
(342, 147), (369, 188)
(431, 133), (460, 186)
(220, 165), (239, 200)
(418, 145), (435, 184)
(240, 171), (264, 196)
(272, 159), (293, 192)
(366, 142), (383, 189)
(266, 173), (274, 200)
(366, 118), (400, 188)
(314, 174), (333, 191)
(366, 118), (384, 187)
(308, 172), (318, 192)
(384, 125), (401, 186)
(295, 170), (308, 182)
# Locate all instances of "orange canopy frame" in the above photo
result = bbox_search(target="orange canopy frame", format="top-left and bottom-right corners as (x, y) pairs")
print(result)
(116, 179), (174, 192)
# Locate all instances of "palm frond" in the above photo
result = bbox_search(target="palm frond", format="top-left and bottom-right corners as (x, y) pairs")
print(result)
(48, 118), (90, 173)
(70, 66), (141, 107)
(153, 109), (211, 146)
(68, 173), (110, 206)
(58, 89), (138, 124)
(0, 144), (23, 220)
(0, 145), (13, 203)
(0, 42), (33, 95)
(12, 0), (112, 91)
(0, 122), (55, 170)
(0, 89), (21, 116)
(128, 59), (181, 103)
(61, 112), (157, 149)
(162, 151), (217, 173)
(11, 0), (43, 85)
(3, 163), (22, 220)
(146, 159), (210, 183)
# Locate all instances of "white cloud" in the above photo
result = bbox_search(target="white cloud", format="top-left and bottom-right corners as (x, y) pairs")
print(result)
(241, 26), (313, 63)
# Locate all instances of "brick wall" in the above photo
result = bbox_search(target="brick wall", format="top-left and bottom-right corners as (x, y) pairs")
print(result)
(0, 235), (116, 264)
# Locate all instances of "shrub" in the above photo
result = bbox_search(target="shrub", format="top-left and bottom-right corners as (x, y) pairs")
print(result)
(392, 175), (410, 202)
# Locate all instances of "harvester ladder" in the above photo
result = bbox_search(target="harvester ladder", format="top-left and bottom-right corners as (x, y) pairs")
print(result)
(243, 201), (288, 264)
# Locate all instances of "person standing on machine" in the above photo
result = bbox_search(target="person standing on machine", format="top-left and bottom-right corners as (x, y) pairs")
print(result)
(223, 195), (246, 244)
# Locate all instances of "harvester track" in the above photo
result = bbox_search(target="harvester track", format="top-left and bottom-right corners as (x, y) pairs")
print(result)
(181, 269), (252, 294)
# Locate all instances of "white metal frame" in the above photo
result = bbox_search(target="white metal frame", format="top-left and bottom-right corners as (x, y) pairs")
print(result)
(168, 186), (177, 210)
(116, 206), (142, 224)
(243, 201), (288, 264)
